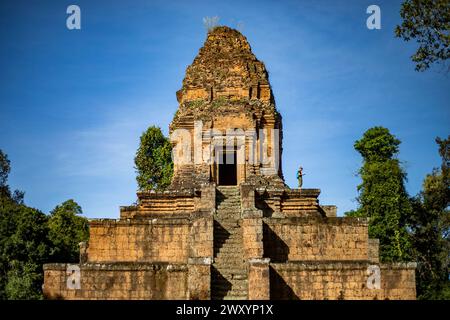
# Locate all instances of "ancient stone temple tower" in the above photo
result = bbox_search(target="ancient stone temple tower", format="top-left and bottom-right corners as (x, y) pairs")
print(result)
(43, 26), (416, 300)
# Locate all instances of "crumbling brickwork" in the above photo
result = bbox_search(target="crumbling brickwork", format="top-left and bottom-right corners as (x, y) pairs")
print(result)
(44, 263), (189, 300)
(263, 217), (369, 262)
(270, 262), (416, 300)
(87, 219), (190, 263)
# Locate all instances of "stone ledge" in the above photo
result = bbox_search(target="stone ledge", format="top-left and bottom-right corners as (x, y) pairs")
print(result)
(89, 218), (191, 226)
(43, 262), (189, 272)
(271, 261), (417, 270)
(137, 189), (195, 199)
(248, 258), (270, 265)
(263, 216), (369, 225)
(188, 257), (213, 265)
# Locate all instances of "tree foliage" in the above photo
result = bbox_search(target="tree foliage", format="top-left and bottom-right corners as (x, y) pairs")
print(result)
(395, 0), (450, 72)
(0, 196), (50, 299)
(0, 149), (89, 299)
(134, 126), (173, 191)
(409, 136), (450, 299)
(0, 150), (23, 203)
(48, 199), (89, 263)
(0, 150), (10, 190)
(347, 127), (412, 262)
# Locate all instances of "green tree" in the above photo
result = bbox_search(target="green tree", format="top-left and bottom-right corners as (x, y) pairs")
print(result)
(409, 136), (450, 299)
(135, 126), (173, 191)
(0, 150), (46, 299)
(5, 261), (44, 300)
(0, 149), (90, 299)
(347, 127), (412, 262)
(395, 0), (450, 72)
(0, 150), (10, 193)
(48, 199), (89, 263)
(0, 150), (24, 203)
(0, 197), (50, 300)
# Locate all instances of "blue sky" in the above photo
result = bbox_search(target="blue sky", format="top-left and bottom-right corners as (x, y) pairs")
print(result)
(0, 0), (448, 218)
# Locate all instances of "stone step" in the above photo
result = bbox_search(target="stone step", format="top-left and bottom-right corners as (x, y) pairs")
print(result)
(211, 289), (248, 297)
(216, 195), (240, 197)
(211, 277), (247, 283)
(211, 285), (248, 293)
(214, 238), (242, 243)
(214, 252), (244, 258)
(214, 251), (244, 256)
(214, 250), (245, 256)
(216, 208), (241, 211)
(214, 256), (245, 261)
(211, 296), (248, 300)
(216, 196), (240, 199)
(214, 254), (245, 260)
(214, 233), (242, 238)
(215, 216), (241, 220)
(216, 207), (240, 209)
(215, 252), (245, 258)
(214, 234), (242, 240)
(213, 229), (240, 234)
(221, 295), (248, 300)
(211, 288), (248, 296)
(213, 227), (240, 232)
(212, 267), (247, 275)
(214, 224), (241, 229)
(217, 189), (240, 191)
(214, 262), (247, 269)
(214, 227), (241, 233)
(213, 266), (247, 273)
(214, 245), (244, 251)
(214, 241), (243, 245)
(211, 280), (248, 288)
(211, 274), (248, 280)
(216, 206), (241, 210)
(215, 210), (241, 214)
(214, 222), (241, 227)
(214, 246), (244, 253)
(213, 274), (247, 281)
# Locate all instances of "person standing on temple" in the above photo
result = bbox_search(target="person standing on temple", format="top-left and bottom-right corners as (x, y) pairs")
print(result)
(297, 166), (304, 189)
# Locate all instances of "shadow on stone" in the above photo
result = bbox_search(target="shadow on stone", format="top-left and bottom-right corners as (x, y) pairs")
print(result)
(213, 221), (231, 258)
(263, 222), (289, 262)
(215, 189), (227, 207)
(269, 266), (299, 300)
(211, 266), (232, 300)
(256, 197), (275, 217)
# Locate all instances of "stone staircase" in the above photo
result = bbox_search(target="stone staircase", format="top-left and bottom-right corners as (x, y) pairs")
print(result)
(211, 186), (248, 300)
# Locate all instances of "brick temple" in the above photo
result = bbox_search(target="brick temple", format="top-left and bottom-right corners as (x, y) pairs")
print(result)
(43, 26), (416, 300)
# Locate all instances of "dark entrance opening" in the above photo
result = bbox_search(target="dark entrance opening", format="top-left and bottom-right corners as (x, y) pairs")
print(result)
(218, 150), (237, 185)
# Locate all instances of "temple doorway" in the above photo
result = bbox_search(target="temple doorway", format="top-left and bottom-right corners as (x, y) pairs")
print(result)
(217, 150), (237, 185)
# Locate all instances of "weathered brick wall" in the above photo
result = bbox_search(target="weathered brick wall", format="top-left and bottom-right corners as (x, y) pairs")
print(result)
(256, 189), (322, 217)
(242, 217), (264, 259)
(270, 262), (416, 300)
(121, 192), (195, 219)
(188, 258), (211, 300)
(43, 263), (189, 300)
(87, 219), (190, 263)
(248, 259), (270, 299)
(263, 217), (369, 262)
(189, 214), (214, 258)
